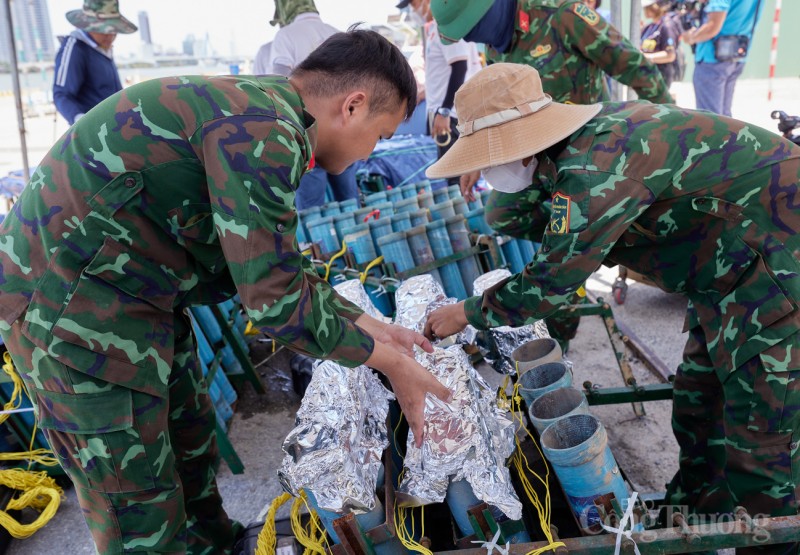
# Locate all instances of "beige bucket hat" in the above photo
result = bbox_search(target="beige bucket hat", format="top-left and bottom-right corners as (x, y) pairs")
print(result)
(426, 63), (602, 179)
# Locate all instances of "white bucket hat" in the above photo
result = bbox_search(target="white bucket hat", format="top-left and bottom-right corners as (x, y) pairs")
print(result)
(426, 63), (601, 179)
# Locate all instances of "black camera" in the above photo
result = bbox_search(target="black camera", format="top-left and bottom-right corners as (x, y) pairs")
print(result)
(771, 111), (800, 146)
(667, 0), (706, 31)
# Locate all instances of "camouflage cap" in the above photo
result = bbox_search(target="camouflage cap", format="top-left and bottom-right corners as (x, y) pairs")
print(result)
(431, 0), (493, 44)
(270, 0), (319, 27)
(66, 0), (137, 35)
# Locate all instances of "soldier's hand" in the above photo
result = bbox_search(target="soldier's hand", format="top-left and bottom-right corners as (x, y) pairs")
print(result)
(424, 301), (469, 341)
(460, 171), (480, 202)
(355, 314), (433, 357)
(364, 341), (451, 447)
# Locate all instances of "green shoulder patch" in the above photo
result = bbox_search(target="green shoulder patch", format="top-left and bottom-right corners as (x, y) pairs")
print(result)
(550, 193), (572, 234)
(572, 2), (600, 26)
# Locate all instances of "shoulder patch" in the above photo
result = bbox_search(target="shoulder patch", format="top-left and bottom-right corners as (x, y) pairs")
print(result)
(550, 193), (572, 234)
(530, 44), (552, 57)
(572, 3), (600, 26)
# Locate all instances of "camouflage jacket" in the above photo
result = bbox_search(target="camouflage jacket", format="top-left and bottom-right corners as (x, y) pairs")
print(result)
(0, 76), (373, 397)
(465, 101), (800, 374)
(489, 0), (672, 105)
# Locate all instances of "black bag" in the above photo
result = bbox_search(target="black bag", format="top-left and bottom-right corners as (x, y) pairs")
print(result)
(714, 34), (750, 61)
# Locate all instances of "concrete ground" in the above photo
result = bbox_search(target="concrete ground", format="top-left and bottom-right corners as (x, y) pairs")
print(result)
(1, 77), (799, 553)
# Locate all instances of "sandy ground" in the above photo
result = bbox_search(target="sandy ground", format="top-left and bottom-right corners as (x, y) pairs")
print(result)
(1, 76), (799, 552)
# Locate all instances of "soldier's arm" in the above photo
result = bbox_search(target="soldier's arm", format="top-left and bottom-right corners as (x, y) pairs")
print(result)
(202, 114), (374, 367)
(559, 4), (672, 104)
(464, 170), (655, 330)
(53, 38), (88, 124)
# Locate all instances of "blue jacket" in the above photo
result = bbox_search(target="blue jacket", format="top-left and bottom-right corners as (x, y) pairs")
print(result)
(53, 30), (123, 124)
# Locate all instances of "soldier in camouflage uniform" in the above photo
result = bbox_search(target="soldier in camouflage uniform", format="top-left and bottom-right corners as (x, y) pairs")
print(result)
(426, 63), (800, 554)
(431, 0), (673, 348)
(0, 30), (449, 554)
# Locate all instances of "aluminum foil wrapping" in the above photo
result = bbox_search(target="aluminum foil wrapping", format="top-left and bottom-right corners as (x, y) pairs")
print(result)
(397, 345), (522, 519)
(468, 270), (550, 375)
(334, 279), (384, 320)
(278, 360), (393, 513)
(392, 276), (521, 519)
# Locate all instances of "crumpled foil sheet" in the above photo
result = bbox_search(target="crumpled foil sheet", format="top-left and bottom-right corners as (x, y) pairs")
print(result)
(393, 276), (522, 519)
(334, 279), (384, 320)
(278, 360), (393, 513)
(398, 345), (521, 519)
(468, 270), (550, 375)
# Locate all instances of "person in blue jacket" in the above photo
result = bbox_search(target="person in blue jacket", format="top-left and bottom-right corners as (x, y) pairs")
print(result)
(53, 0), (137, 125)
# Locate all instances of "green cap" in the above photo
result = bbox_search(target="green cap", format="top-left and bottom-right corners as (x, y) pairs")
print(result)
(66, 0), (137, 34)
(431, 0), (494, 44)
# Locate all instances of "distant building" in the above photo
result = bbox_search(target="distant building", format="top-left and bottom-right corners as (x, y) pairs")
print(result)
(138, 11), (152, 45)
(0, 0), (56, 66)
(182, 34), (195, 56)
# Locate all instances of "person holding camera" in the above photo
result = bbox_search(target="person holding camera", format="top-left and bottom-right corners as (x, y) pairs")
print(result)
(682, 0), (764, 117)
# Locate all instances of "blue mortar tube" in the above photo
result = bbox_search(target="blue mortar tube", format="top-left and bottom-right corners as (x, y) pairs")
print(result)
(516, 239), (536, 265)
(517, 361), (573, 407)
(371, 201), (395, 218)
(447, 184), (462, 200)
(445, 480), (531, 544)
(342, 223), (377, 266)
(390, 212), (412, 233)
(406, 225), (442, 285)
(401, 182), (418, 199)
(415, 180), (433, 195)
(500, 238), (526, 274)
(364, 190), (388, 206)
(451, 196), (468, 215)
(464, 207), (494, 235)
(333, 213), (356, 243)
(376, 230), (415, 274)
(417, 191), (435, 209)
(320, 201), (341, 217)
(394, 196), (420, 214)
(444, 214), (482, 296)
(298, 206), (322, 246)
(425, 220), (468, 300)
(432, 186), (450, 205)
(467, 190), (484, 211)
(409, 208), (429, 228)
(529, 387), (590, 435)
(541, 414), (631, 533)
(339, 198), (358, 213)
(386, 187), (404, 204)
(430, 199), (456, 221)
(368, 218), (393, 249)
(307, 215), (340, 258)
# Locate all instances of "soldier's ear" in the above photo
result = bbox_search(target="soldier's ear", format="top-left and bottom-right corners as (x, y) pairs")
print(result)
(341, 91), (368, 122)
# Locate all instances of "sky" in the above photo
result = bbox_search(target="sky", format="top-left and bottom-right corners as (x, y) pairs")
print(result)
(45, 0), (405, 59)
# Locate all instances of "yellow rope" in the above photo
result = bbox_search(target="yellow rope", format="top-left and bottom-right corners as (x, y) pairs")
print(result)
(359, 255), (385, 284)
(0, 353), (23, 427)
(255, 492), (292, 555)
(394, 503), (432, 554)
(0, 469), (62, 539)
(323, 241), (348, 282)
(291, 490), (328, 554)
(499, 369), (566, 555)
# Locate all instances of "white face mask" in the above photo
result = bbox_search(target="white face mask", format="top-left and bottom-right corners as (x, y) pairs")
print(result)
(482, 157), (539, 193)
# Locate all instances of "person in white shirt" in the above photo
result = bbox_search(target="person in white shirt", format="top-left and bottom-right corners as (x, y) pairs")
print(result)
(267, 0), (359, 210)
(252, 41), (273, 75)
(400, 0), (482, 186)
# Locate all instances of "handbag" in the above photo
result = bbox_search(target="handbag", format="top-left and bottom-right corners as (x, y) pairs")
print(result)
(713, 0), (760, 62)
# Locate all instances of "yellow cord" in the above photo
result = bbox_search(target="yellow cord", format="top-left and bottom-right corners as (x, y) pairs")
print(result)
(323, 241), (349, 282)
(360, 255), (385, 284)
(499, 368), (566, 555)
(0, 353), (22, 427)
(291, 490), (329, 554)
(255, 492), (292, 555)
(0, 469), (63, 539)
(394, 503), (432, 554)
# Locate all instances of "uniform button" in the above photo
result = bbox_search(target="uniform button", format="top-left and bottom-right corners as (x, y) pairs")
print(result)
(123, 177), (136, 188)
(541, 244), (551, 253)
(696, 198), (706, 205)
(791, 442), (798, 450)
(276, 223), (285, 233)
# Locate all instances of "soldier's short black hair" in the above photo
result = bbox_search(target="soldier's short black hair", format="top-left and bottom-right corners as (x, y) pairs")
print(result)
(293, 26), (417, 119)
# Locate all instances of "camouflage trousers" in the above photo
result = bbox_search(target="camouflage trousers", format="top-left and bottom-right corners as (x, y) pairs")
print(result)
(483, 188), (580, 346)
(665, 325), (800, 555)
(1, 313), (242, 554)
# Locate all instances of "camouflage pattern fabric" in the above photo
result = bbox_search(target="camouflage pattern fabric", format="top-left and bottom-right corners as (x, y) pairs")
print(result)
(271, 0), (319, 27)
(65, 0), (137, 34)
(465, 101), (800, 544)
(0, 75), (375, 552)
(2, 315), (242, 553)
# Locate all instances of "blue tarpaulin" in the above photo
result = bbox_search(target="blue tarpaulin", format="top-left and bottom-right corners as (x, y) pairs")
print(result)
(353, 134), (447, 191)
